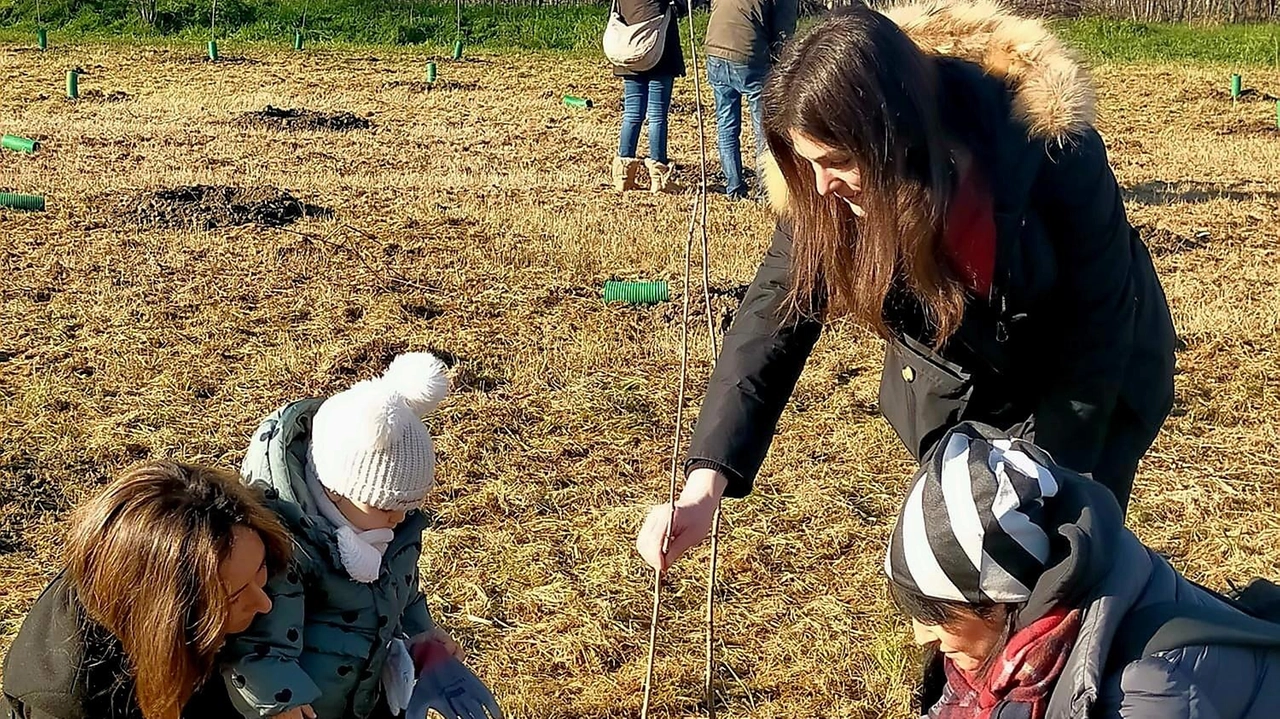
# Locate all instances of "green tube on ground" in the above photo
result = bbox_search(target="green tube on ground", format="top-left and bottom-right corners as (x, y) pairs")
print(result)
(1230, 74), (1242, 98)
(37, 29), (47, 50)
(426, 62), (438, 84)
(452, 39), (463, 60)
(1275, 100), (1280, 129)
(603, 280), (670, 304)
(564, 95), (593, 109)
(0, 193), (46, 211)
(208, 40), (219, 61)
(294, 31), (304, 50)
(66, 70), (78, 99)
(2, 135), (39, 154)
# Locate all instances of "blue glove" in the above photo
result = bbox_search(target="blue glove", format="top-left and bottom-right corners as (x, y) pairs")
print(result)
(407, 642), (504, 719)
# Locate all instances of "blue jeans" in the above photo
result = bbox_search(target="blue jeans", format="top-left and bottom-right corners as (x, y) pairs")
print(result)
(707, 56), (767, 196)
(618, 76), (675, 164)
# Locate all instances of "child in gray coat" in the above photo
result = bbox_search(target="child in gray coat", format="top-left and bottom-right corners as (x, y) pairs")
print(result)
(222, 353), (459, 719)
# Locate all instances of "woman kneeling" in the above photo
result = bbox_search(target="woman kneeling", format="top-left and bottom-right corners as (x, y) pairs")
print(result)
(3, 461), (290, 719)
(887, 423), (1280, 718)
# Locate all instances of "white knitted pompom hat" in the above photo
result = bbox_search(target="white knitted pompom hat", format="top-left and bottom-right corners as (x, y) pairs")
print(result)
(308, 352), (449, 511)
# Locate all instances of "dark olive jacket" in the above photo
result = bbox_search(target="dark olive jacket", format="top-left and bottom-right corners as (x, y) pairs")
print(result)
(686, 2), (1177, 496)
(2, 574), (238, 719)
(705, 0), (797, 67)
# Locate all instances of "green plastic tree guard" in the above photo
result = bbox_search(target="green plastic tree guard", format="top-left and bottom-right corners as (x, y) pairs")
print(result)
(564, 95), (593, 109)
(294, 31), (304, 50)
(427, 62), (438, 84)
(37, 29), (47, 50)
(0, 193), (46, 211)
(66, 70), (78, 99)
(452, 39), (463, 60)
(208, 40), (219, 61)
(2, 135), (39, 154)
(603, 281), (669, 304)
(1231, 74), (1242, 99)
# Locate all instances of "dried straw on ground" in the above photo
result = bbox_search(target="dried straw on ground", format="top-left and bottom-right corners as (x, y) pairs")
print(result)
(1, 43), (1278, 718)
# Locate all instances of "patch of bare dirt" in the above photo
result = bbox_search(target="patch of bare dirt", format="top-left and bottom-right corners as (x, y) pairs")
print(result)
(662, 283), (749, 333)
(240, 105), (373, 131)
(1135, 223), (1212, 256)
(78, 89), (131, 103)
(382, 80), (481, 93)
(1213, 116), (1280, 136)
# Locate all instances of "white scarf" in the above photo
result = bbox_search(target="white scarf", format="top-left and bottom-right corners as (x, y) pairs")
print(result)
(304, 465), (394, 584)
(303, 465), (416, 708)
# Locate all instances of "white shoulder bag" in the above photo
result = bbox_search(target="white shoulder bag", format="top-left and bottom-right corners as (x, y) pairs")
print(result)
(602, 0), (672, 72)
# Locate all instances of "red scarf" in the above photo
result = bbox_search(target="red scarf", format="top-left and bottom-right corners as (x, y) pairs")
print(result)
(941, 167), (997, 299)
(931, 607), (1083, 719)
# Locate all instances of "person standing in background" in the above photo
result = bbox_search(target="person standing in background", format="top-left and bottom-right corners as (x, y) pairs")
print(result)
(705, 0), (796, 200)
(610, 0), (689, 194)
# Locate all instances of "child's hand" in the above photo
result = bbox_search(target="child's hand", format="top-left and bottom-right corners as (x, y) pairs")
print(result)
(409, 627), (464, 673)
(429, 627), (463, 660)
(275, 705), (315, 719)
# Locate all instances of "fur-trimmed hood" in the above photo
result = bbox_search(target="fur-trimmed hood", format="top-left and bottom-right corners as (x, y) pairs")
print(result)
(886, 0), (1095, 140)
(763, 0), (1097, 211)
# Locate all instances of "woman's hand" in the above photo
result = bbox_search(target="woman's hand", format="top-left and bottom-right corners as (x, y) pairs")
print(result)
(635, 468), (727, 572)
(275, 705), (315, 719)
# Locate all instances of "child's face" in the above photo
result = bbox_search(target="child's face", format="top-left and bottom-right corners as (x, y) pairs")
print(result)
(328, 490), (410, 531)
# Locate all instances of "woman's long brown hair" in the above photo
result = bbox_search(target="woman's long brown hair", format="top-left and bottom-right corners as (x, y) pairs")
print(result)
(764, 5), (967, 342)
(64, 461), (291, 719)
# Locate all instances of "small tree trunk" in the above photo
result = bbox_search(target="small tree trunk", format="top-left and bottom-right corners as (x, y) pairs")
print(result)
(135, 0), (158, 25)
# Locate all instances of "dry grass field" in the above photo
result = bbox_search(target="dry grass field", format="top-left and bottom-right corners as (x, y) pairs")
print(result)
(1, 40), (1279, 718)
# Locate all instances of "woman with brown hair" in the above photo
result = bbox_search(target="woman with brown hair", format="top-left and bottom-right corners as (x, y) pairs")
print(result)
(2, 461), (291, 719)
(637, 2), (1177, 569)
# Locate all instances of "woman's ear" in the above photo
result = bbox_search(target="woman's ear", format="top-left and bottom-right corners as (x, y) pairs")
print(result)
(990, 604), (1012, 626)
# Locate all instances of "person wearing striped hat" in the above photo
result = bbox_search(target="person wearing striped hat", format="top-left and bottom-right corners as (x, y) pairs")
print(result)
(886, 422), (1280, 719)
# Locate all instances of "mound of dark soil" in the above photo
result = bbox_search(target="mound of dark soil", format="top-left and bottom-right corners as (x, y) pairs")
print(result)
(122, 185), (332, 230)
(241, 105), (373, 132)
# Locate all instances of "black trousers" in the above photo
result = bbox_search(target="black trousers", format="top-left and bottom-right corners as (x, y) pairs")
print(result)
(1014, 400), (1162, 514)
(1088, 401), (1163, 513)
(367, 699), (399, 719)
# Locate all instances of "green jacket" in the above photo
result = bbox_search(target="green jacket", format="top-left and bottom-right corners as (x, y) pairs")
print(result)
(221, 399), (434, 719)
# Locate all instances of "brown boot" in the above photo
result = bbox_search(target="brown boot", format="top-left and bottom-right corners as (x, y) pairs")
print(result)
(645, 159), (683, 194)
(611, 156), (644, 192)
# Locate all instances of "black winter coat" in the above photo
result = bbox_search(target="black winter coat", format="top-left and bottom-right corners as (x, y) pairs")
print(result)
(1, 574), (239, 719)
(611, 0), (688, 79)
(686, 3), (1177, 498)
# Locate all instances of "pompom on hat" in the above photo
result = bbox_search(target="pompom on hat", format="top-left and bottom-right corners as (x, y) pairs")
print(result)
(308, 352), (450, 511)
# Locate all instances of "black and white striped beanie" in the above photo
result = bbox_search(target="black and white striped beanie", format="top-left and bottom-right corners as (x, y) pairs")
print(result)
(884, 422), (1061, 604)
